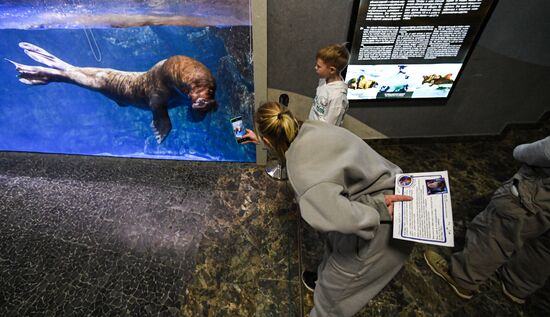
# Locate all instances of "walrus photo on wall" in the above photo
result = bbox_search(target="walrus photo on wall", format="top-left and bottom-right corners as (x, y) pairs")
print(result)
(0, 0), (255, 162)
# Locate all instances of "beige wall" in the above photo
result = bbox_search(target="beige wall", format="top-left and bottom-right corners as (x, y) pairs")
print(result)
(252, 0), (268, 164)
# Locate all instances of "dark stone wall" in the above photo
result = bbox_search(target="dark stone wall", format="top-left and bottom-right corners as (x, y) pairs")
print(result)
(268, 0), (550, 138)
(267, 0), (355, 96)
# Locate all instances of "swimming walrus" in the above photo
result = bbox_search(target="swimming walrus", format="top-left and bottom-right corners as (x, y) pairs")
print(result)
(6, 42), (217, 144)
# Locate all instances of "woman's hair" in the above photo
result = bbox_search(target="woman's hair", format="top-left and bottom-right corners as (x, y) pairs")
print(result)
(255, 101), (299, 162)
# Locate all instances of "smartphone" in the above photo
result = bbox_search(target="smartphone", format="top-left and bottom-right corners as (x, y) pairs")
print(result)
(230, 116), (249, 143)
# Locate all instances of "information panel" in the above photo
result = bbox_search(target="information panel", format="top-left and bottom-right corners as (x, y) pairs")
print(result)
(346, 0), (497, 100)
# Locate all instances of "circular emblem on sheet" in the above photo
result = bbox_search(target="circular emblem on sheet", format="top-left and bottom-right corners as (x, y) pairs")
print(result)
(398, 175), (413, 187)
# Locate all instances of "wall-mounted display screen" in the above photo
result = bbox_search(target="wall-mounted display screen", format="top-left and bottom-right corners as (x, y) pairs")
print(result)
(346, 0), (497, 100)
(0, 0), (256, 162)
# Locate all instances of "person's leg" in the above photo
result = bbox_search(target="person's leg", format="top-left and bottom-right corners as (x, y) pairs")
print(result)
(309, 256), (360, 317)
(310, 232), (365, 317)
(450, 185), (528, 290)
(310, 226), (410, 317)
(500, 227), (550, 300)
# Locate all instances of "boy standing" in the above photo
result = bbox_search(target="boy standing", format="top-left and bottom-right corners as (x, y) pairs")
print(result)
(309, 44), (350, 126)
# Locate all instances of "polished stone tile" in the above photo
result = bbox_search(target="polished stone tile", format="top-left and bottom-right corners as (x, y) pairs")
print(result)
(2, 115), (550, 317)
(0, 174), (209, 315)
(180, 168), (301, 316)
(0, 153), (300, 316)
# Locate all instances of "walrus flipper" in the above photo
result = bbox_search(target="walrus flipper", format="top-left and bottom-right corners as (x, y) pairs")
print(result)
(5, 42), (74, 85)
(151, 106), (172, 144)
(5, 58), (61, 85)
(19, 42), (74, 70)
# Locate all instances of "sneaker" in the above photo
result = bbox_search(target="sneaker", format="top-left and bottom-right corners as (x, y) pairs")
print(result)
(301, 270), (317, 292)
(501, 281), (526, 304)
(423, 250), (475, 300)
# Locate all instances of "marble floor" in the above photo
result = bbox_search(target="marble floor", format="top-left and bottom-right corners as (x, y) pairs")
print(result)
(1, 116), (549, 316)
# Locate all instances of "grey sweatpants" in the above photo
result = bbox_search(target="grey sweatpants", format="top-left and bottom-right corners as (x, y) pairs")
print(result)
(310, 224), (411, 317)
(450, 179), (550, 298)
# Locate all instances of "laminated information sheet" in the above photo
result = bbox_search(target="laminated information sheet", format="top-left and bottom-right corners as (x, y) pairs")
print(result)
(393, 171), (454, 247)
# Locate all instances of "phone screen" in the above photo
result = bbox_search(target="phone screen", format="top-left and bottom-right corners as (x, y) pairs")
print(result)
(230, 116), (248, 143)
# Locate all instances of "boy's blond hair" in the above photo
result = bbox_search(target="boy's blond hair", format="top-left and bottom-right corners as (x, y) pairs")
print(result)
(316, 44), (350, 73)
(255, 101), (299, 162)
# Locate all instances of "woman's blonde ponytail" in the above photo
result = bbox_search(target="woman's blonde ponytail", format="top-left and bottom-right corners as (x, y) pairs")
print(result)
(255, 102), (299, 162)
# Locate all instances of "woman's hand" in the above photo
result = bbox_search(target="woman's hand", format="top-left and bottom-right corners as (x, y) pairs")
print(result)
(384, 195), (413, 219)
(240, 128), (259, 144)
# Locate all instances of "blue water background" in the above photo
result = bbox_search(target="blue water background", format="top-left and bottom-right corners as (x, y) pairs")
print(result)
(0, 1), (252, 29)
(0, 25), (256, 162)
